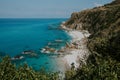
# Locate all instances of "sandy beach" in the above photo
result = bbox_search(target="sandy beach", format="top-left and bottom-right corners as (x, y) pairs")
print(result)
(56, 27), (90, 72)
(39, 24), (91, 72)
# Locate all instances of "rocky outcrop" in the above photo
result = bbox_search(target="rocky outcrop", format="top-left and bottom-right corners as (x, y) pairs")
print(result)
(65, 0), (120, 61)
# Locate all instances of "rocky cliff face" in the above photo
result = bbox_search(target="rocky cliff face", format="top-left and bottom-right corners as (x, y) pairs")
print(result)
(65, 0), (120, 61)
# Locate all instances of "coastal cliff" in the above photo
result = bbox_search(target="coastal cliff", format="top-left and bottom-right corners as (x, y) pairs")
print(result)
(0, 0), (120, 80)
(64, 0), (120, 79)
(65, 0), (120, 61)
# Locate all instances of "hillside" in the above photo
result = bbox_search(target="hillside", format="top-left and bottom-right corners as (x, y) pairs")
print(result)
(64, 0), (120, 79)
(0, 0), (120, 80)
(65, 0), (120, 60)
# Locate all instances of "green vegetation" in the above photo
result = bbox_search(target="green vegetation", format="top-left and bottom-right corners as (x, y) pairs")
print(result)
(64, 0), (120, 80)
(0, 0), (120, 80)
(0, 56), (59, 80)
(68, 54), (120, 80)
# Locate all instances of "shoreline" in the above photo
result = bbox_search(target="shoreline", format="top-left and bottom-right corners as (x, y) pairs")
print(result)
(39, 22), (91, 72)
(55, 24), (91, 72)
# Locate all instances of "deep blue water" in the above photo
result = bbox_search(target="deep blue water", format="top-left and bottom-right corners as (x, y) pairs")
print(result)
(0, 18), (71, 71)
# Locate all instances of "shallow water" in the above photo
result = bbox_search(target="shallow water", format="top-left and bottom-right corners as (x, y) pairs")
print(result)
(0, 18), (71, 71)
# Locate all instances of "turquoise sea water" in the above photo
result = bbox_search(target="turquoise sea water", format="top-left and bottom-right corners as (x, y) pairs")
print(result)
(0, 18), (71, 71)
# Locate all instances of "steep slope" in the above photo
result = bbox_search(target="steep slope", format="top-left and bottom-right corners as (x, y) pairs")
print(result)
(65, 0), (120, 61)
(64, 0), (120, 79)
